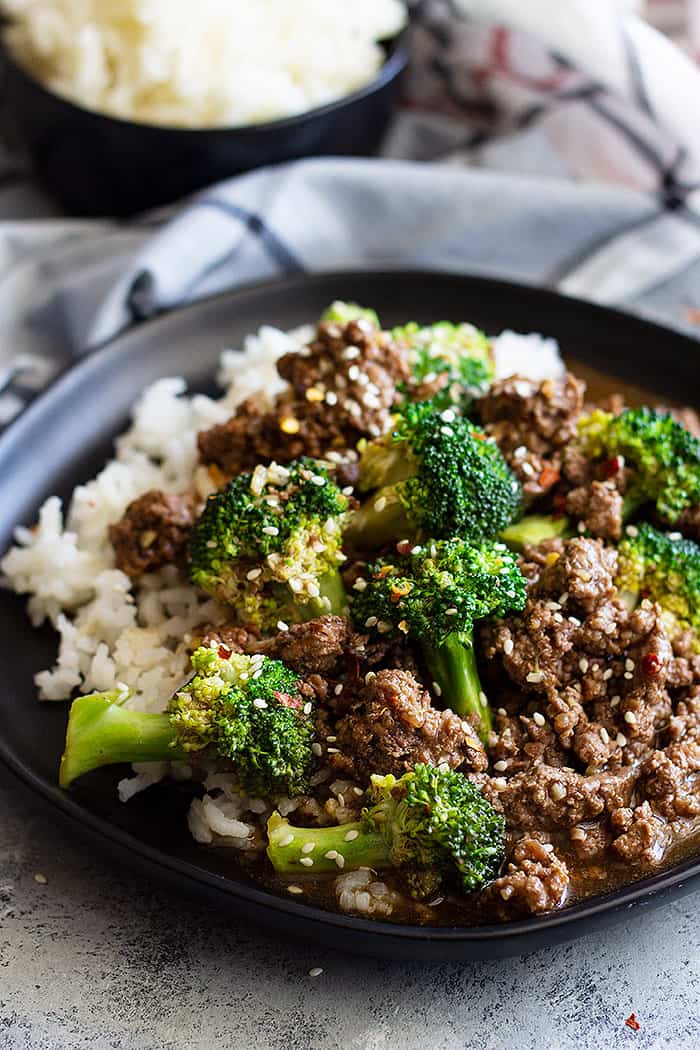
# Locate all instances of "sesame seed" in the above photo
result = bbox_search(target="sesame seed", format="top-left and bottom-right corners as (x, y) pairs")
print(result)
(287, 885), (304, 895)
(311, 475), (327, 487)
(347, 364), (360, 381)
(624, 672), (634, 680)
(611, 695), (621, 707)
(603, 668), (613, 680)
(353, 787), (364, 797)
(599, 727), (610, 744)
(493, 777), (507, 791)
(344, 829), (359, 842)
(625, 525), (639, 537)
(440, 409), (456, 423)
(374, 496), (387, 513)
(624, 711), (637, 725)
(625, 658), (635, 672)
(440, 425), (454, 437)
(353, 578), (367, 592)
(364, 616), (378, 628)
(246, 568), (262, 581)
(503, 638), (514, 656)
(309, 967), (324, 978)
(533, 711), (546, 727)
(526, 671), (545, 684)
(334, 683), (344, 695)
(445, 608), (458, 616)
(277, 620), (289, 632)
(343, 345), (360, 360)
(342, 486), (354, 497)
(303, 702), (312, 715)
(579, 658), (589, 673)
(301, 842), (315, 855)
(312, 743), (323, 757)
(262, 525), (279, 536)
(497, 707), (507, 716)
(520, 461), (536, 477)
(290, 578), (304, 593)
(493, 760), (508, 772)
(568, 616), (582, 627)
(432, 681), (442, 697)
(325, 391), (338, 406)
(324, 850), (338, 860)
(553, 613), (563, 623)
(327, 748), (340, 754)
(616, 733), (627, 747)
(570, 827), (586, 842)
(364, 671), (376, 684)
(306, 386), (325, 402)
(299, 857), (314, 867)
(34, 873), (48, 885)
(253, 699), (268, 709)
(550, 782), (567, 801)
(327, 735), (337, 743)
(278, 833), (295, 847)
(335, 854), (345, 869)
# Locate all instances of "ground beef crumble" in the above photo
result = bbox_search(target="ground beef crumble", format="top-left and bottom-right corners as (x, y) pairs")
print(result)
(481, 838), (569, 918)
(197, 318), (409, 480)
(109, 490), (196, 578)
(477, 373), (585, 504)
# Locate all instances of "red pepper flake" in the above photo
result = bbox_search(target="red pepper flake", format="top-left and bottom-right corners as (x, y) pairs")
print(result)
(218, 645), (232, 659)
(601, 455), (624, 479)
(642, 653), (661, 676)
(273, 691), (303, 709)
(538, 465), (560, 489)
(624, 1013), (641, 1032)
(471, 431), (488, 441)
(374, 564), (395, 579)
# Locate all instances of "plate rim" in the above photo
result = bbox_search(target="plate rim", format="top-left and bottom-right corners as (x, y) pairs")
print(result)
(2, 266), (700, 949)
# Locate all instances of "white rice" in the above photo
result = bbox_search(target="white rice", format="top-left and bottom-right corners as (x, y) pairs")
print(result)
(3, 0), (408, 128)
(0, 320), (564, 836)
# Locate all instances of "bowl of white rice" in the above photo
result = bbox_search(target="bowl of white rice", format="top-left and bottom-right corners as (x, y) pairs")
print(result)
(1, 0), (409, 216)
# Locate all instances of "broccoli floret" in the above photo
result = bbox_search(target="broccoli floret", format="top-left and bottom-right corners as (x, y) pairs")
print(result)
(347, 403), (522, 549)
(189, 459), (349, 630)
(350, 539), (526, 739)
(59, 647), (316, 795)
(616, 524), (700, 648)
(577, 407), (700, 524)
(394, 321), (494, 412)
(500, 513), (571, 551)
(267, 763), (505, 898)
(321, 300), (380, 327)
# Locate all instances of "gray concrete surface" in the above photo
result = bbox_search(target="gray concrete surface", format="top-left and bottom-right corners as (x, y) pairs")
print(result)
(1, 767), (699, 1050)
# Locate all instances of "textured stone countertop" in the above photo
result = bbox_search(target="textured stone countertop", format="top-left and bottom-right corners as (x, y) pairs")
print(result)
(1, 767), (699, 1050)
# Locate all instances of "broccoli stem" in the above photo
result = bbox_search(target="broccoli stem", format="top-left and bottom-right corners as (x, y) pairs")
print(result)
(422, 632), (492, 741)
(59, 692), (185, 788)
(266, 812), (389, 874)
(499, 514), (571, 551)
(345, 488), (413, 549)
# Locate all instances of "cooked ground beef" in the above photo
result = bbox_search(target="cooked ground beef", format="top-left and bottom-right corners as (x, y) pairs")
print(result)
(477, 373), (585, 504)
(327, 669), (487, 784)
(198, 318), (410, 479)
(109, 490), (196, 578)
(481, 838), (569, 918)
(249, 616), (367, 678)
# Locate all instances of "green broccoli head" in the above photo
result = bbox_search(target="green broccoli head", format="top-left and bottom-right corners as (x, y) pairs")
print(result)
(169, 646), (316, 796)
(350, 403), (522, 547)
(365, 764), (505, 895)
(616, 524), (700, 648)
(577, 407), (700, 524)
(393, 321), (494, 412)
(59, 647), (317, 796)
(351, 538), (527, 646)
(188, 459), (349, 629)
(266, 763), (505, 897)
(321, 300), (380, 327)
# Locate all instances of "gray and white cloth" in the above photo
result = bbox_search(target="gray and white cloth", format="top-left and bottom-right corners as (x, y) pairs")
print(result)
(1, 0), (700, 426)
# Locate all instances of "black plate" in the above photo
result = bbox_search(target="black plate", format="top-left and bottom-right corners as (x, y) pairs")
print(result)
(1, 270), (699, 961)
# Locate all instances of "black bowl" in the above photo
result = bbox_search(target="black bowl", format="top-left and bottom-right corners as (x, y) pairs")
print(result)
(1, 31), (408, 217)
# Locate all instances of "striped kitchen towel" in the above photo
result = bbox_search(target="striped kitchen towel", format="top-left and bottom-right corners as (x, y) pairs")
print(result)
(1, 0), (700, 426)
